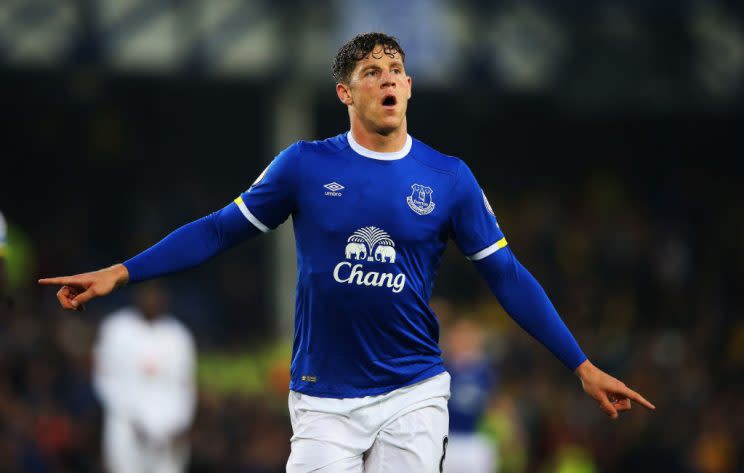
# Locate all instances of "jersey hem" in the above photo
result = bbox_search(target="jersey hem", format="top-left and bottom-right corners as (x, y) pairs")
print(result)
(289, 363), (446, 399)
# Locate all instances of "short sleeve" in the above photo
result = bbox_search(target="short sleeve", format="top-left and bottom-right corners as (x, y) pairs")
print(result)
(234, 142), (301, 232)
(449, 162), (506, 260)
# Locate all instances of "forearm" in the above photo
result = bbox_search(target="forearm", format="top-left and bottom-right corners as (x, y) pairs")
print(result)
(474, 247), (587, 370)
(124, 202), (261, 283)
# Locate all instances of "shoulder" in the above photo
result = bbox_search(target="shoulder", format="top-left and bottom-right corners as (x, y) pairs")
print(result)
(160, 316), (195, 342)
(103, 307), (138, 324)
(99, 308), (141, 336)
(293, 133), (349, 157)
(273, 134), (347, 170)
(410, 137), (465, 177)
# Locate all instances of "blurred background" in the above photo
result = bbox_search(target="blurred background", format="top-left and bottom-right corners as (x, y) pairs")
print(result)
(1, 0), (744, 472)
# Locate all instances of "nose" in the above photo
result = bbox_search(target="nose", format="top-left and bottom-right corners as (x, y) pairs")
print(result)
(380, 70), (395, 88)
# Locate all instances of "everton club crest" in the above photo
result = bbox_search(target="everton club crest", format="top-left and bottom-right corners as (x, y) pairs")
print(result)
(407, 183), (436, 215)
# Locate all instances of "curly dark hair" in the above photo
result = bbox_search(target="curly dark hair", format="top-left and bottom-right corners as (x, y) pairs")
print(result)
(332, 32), (406, 84)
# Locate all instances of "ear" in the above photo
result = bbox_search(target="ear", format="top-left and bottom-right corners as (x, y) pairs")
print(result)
(336, 82), (353, 106)
(407, 75), (412, 100)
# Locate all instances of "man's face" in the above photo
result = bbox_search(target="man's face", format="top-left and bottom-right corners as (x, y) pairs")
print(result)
(339, 46), (411, 135)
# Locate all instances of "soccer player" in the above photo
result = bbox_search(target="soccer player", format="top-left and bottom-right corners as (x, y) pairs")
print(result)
(0, 210), (8, 305)
(94, 283), (196, 473)
(40, 33), (654, 472)
(444, 319), (498, 473)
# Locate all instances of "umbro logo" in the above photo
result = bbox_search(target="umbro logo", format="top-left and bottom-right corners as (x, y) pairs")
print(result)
(324, 182), (344, 197)
(324, 182), (344, 192)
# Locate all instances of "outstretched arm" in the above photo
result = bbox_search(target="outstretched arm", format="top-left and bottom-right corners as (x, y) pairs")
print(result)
(39, 201), (261, 310)
(473, 244), (655, 419)
(40, 140), (302, 310)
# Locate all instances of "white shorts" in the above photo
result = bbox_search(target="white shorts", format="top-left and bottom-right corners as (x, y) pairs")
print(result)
(287, 372), (451, 473)
(444, 433), (497, 473)
(102, 413), (189, 473)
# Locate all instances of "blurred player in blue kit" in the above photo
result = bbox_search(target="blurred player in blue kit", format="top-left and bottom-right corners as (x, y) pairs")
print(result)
(444, 319), (498, 473)
(0, 211), (8, 304)
(40, 33), (654, 472)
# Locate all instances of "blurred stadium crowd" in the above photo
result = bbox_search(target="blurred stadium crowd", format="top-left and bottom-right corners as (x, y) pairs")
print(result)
(2, 1), (744, 472)
(1, 0), (744, 103)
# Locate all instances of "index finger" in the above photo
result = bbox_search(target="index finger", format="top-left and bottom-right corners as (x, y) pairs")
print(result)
(38, 276), (82, 286)
(619, 386), (655, 410)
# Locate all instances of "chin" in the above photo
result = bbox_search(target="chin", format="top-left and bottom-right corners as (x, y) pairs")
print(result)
(373, 117), (404, 136)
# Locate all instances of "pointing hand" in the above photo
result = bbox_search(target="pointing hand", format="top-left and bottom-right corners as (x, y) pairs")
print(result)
(38, 264), (129, 310)
(575, 359), (655, 419)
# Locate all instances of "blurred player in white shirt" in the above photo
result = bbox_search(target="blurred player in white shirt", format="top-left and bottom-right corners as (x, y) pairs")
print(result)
(94, 283), (196, 473)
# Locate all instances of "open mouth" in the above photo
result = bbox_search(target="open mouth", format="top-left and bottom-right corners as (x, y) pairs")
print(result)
(382, 95), (397, 107)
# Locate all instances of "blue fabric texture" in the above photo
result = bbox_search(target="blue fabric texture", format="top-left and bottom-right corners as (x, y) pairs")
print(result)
(234, 134), (508, 397)
(473, 246), (587, 371)
(120, 132), (585, 398)
(123, 202), (261, 283)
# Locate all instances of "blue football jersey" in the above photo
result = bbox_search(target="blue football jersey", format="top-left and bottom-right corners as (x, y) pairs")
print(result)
(447, 358), (496, 433)
(235, 132), (506, 398)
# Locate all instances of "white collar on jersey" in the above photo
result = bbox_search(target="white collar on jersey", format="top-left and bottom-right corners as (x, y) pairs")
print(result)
(347, 131), (412, 161)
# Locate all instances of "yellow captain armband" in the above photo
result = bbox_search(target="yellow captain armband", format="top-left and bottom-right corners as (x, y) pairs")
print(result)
(467, 237), (508, 261)
(233, 196), (269, 233)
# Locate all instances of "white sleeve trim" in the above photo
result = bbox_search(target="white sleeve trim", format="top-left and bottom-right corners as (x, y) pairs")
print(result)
(467, 237), (508, 261)
(234, 196), (269, 233)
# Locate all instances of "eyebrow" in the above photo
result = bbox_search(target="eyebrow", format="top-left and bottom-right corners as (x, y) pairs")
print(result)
(360, 62), (404, 73)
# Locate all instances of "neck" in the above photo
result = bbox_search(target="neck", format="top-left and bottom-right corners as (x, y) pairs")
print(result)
(349, 115), (408, 153)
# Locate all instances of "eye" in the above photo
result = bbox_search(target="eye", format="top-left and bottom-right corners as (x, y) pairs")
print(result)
(366, 70), (377, 77)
